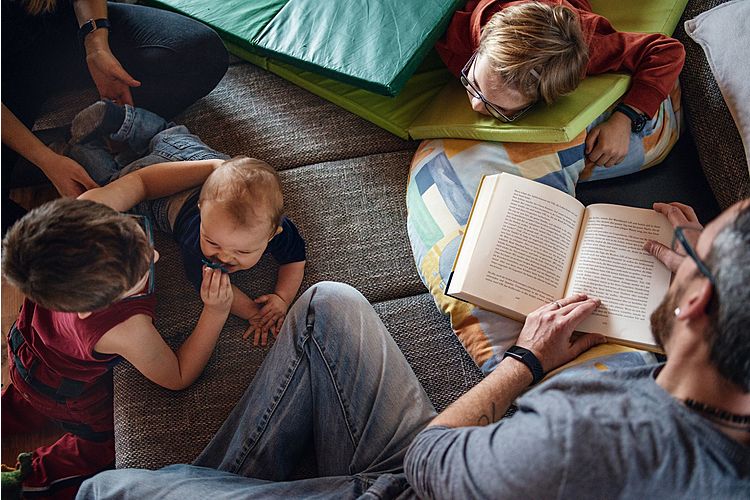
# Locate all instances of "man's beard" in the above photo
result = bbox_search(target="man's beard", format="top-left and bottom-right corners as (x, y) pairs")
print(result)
(650, 284), (684, 349)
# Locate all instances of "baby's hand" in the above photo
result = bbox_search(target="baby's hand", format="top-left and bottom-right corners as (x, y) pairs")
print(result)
(249, 294), (289, 346)
(200, 267), (233, 313)
(242, 314), (264, 344)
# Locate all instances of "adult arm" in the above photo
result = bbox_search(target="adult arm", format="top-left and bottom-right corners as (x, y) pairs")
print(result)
(95, 268), (232, 390)
(430, 293), (605, 428)
(406, 293), (605, 497)
(73, 0), (141, 106)
(2, 104), (99, 196)
(78, 158), (223, 211)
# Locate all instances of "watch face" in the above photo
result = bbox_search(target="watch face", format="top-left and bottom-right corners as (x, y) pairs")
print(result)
(634, 115), (647, 133)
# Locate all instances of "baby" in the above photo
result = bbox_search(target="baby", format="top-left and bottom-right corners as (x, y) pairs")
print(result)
(72, 100), (306, 345)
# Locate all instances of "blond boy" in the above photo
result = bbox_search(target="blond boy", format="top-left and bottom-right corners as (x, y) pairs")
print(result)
(437, 0), (685, 167)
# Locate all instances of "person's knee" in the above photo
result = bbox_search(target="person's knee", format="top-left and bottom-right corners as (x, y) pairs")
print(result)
(304, 281), (369, 313)
(300, 282), (383, 345)
(77, 470), (120, 499)
(186, 26), (229, 89)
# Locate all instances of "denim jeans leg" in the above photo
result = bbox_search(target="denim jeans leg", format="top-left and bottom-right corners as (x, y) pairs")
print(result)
(77, 282), (434, 499)
(110, 104), (174, 158)
(106, 2), (228, 119)
(194, 282), (436, 480)
(77, 464), (364, 499)
(65, 104), (174, 185)
(66, 140), (122, 187)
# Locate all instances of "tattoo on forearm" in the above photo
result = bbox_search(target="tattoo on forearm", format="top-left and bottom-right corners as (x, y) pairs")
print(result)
(477, 402), (498, 426)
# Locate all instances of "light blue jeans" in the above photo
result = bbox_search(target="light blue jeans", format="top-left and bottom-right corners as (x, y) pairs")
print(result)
(77, 282), (436, 499)
(69, 102), (228, 187)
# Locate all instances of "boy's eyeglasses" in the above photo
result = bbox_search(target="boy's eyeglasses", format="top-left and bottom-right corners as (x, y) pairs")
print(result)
(460, 52), (534, 123)
(671, 226), (715, 285)
(120, 215), (155, 301)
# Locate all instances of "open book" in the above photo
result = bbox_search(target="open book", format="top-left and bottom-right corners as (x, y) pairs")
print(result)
(446, 173), (673, 351)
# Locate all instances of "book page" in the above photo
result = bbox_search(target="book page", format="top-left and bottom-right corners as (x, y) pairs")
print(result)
(566, 204), (672, 348)
(452, 173), (584, 317)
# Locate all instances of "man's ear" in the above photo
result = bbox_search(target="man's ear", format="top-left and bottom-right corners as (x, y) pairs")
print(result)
(77, 311), (93, 319)
(678, 279), (713, 320)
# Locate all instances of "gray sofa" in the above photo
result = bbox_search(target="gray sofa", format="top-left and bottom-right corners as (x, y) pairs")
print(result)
(29, 0), (745, 473)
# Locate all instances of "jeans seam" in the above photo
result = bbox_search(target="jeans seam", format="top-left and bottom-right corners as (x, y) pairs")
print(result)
(133, 44), (179, 54)
(111, 104), (135, 143)
(309, 333), (358, 455)
(230, 335), (308, 473)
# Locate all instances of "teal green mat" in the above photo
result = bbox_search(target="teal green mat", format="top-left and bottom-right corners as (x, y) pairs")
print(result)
(145, 0), (462, 96)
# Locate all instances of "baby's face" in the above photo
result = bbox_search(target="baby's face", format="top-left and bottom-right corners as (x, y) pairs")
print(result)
(465, 54), (533, 118)
(199, 201), (273, 273)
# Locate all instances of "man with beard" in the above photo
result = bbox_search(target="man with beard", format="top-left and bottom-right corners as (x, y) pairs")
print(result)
(77, 202), (749, 498)
(405, 200), (750, 498)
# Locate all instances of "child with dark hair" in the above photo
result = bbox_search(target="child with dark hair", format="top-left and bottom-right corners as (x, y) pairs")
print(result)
(1, 196), (232, 499)
(437, 0), (685, 168)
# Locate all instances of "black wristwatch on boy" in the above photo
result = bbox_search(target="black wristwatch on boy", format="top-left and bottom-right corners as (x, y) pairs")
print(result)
(614, 103), (649, 133)
(503, 345), (545, 385)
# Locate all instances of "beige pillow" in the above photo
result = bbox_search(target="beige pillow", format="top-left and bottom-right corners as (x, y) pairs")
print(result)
(685, 0), (750, 175)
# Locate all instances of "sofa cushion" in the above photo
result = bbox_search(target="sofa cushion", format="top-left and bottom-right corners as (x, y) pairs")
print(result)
(111, 111), (483, 468)
(684, 0), (750, 172)
(674, 0), (750, 208)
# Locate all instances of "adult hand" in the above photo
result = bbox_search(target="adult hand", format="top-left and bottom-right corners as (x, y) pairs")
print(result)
(515, 293), (606, 373)
(644, 202), (703, 273)
(585, 112), (632, 168)
(200, 267), (233, 313)
(41, 154), (99, 197)
(86, 49), (141, 106)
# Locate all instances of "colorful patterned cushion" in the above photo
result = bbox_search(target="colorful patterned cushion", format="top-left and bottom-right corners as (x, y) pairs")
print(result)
(406, 91), (681, 372)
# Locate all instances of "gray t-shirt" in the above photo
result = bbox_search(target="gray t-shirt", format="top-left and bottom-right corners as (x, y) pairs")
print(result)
(404, 364), (750, 499)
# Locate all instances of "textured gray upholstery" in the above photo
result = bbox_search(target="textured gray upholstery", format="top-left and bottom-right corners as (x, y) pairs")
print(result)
(108, 62), (483, 469)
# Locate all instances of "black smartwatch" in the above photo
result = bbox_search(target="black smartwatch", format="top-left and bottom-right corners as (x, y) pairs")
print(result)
(503, 345), (545, 385)
(614, 103), (648, 133)
(78, 18), (111, 43)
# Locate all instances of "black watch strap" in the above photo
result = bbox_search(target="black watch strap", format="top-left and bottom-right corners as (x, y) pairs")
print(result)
(78, 18), (111, 42)
(614, 103), (648, 133)
(503, 345), (545, 385)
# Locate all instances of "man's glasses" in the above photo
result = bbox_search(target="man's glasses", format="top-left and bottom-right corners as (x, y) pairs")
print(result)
(460, 52), (534, 123)
(671, 226), (715, 285)
(121, 215), (155, 301)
